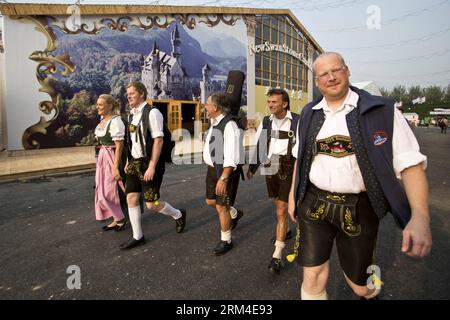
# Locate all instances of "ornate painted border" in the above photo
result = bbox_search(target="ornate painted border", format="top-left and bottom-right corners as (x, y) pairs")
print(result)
(15, 16), (76, 149)
(20, 13), (241, 149)
(51, 13), (240, 34)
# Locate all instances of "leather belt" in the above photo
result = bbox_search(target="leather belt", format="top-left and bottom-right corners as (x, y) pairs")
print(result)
(309, 183), (362, 204)
(271, 130), (295, 139)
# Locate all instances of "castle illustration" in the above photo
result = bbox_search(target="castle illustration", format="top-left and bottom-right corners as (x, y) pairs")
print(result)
(141, 24), (214, 102)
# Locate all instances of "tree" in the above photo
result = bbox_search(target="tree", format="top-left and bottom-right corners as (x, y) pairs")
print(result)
(66, 90), (97, 123)
(67, 124), (84, 142)
(78, 131), (96, 146)
(109, 71), (140, 115)
(408, 86), (423, 104)
(423, 86), (444, 106)
(389, 85), (407, 104)
(49, 77), (73, 100)
(68, 68), (111, 94)
(443, 84), (450, 105)
(116, 85), (128, 116)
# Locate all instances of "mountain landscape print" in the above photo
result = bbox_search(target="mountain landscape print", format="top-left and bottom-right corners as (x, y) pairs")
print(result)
(38, 17), (248, 148)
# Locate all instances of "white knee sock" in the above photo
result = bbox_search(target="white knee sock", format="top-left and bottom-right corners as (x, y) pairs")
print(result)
(159, 202), (182, 220)
(301, 283), (328, 300)
(128, 206), (143, 240)
(229, 206), (237, 219)
(221, 230), (232, 243)
(273, 240), (285, 259)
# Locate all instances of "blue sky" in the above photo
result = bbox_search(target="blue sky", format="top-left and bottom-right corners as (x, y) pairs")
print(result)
(2, 0), (450, 90)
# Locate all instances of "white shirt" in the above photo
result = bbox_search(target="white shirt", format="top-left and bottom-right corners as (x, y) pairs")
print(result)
(253, 111), (295, 162)
(129, 102), (164, 159)
(292, 89), (427, 193)
(94, 116), (125, 141)
(203, 114), (242, 169)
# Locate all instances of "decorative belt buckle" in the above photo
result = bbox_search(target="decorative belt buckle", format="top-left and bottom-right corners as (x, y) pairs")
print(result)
(129, 124), (137, 133)
(326, 194), (346, 203)
(288, 130), (294, 138)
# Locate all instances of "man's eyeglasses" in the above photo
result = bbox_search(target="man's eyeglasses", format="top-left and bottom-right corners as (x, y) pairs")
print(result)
(315, 65), (347, 82)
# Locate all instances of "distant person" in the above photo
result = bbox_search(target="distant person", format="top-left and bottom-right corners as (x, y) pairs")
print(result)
(438, 117), (448, 133)
(288, 52), (432, 300)
(94, 94), (127, 231)
(247, 88), (298, 274)
(203, 92), (244, 256)
(120, 81), (186, 250)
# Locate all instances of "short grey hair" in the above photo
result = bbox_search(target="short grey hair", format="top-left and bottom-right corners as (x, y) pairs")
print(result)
(313, 52), (346, 73)
(209, 92), (230, 115)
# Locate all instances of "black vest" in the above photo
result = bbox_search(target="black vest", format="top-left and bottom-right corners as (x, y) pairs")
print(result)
(249, 112), (299, 174)
(207, 114), (244, 179)
(294, 86), (411, 229)
(127, 104), (164, 168)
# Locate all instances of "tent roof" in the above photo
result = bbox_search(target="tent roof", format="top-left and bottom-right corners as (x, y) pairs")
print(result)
(352, 81), (382, 96)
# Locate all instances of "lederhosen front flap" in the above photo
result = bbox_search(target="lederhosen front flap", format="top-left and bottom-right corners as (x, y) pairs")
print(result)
(305, 186), (361, 237)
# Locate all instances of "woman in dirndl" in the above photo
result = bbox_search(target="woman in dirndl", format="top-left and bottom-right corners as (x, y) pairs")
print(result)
(94, 94), (127, 231)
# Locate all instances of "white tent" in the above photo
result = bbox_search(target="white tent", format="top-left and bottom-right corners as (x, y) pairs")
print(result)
(352, 81), (382, 96)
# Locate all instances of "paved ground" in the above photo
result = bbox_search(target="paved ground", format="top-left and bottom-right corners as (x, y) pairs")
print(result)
(0, 146), (96, 181)
(0, 127), (448, 300)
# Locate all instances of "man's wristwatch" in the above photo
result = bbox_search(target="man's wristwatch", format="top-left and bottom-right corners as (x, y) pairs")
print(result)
(220, 175), (229, 182)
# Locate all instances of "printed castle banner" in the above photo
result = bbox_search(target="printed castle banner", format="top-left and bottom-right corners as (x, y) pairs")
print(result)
(3, 14), (248, 149)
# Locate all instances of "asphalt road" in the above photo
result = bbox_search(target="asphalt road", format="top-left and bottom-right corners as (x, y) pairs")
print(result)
(0, 126), (448, 300)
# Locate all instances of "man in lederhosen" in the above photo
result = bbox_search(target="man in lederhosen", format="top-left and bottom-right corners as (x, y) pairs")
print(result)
(247, 89), (299, 274)
(288, 52), (432, 299)
(120, 81), (186, 250)
(203, 92), (244, 255)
